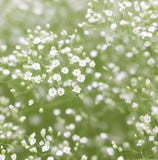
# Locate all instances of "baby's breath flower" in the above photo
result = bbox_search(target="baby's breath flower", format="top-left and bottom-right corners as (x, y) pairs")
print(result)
(42, 144), (49, 152)
(57, 88), (65, 96)
(63, 146), (71, 154)
(10, 153), (17, 160)
(136, 139), (145, 146)
(81, 155), (87, 160)
(23, 71), (32, 81)
(72, 85), (81, 93)
(61, 67), (69, 74)
(32, 63), (41, 70)
(49, 88), (57, 98)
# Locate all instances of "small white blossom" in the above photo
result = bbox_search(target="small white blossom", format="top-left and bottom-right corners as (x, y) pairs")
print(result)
(63, 146), (71, 154)
(53, 74), (61, 81)
(72, 85), (81, 93)
(57, 88), (65, 96)
(56, 150), (63, 156)
(90, 50), (98, 57)
(47, 157), (54, 160)
(40, 128), (46, 137)
(32, 63), (41, 70)
(0, 154), (5, 160)
(42, 144), (49, 152)
(80, 137), (88, 144)
(33, 37), (40, 44)
(89, 61), (96, 67)
(33, 75), (42, 83)
(77, 74), (85, 83)
(61, 67), (69, 74)
(10, 153), (17, 160)
(79, 60), (86, 67)
(106, 147), (114, 156)
(136, 139), (145, 146)
(51, 59), (60, 69)
(2, 69), (10, 75)
(81, 155), (87, 160)
(53, 109), (61, 116)
(144, 114), (151, 123)
(23, 71), (32, 81)
(117, 156), (124, 160)
(72, 69), (81, 76)
(75, 115), (82, 122)
(153, 126), (158, 133)
(49, 88), (57, 97)
(28, 99), (34, 106)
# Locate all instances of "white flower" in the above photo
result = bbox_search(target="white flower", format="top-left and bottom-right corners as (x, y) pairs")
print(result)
(40, 128), (46, 137)
(136, 139), (145, 146)
(89, 61), (96, 67)
(147, 58), (155, 66)
(29, 138), (36, 146)
(23, 71), (32, 81)
(72, 134), (80, 141)
(32, 63), (41, 70)
(33, 75), (42, 83)
(39, 140), (44, 146)
(79, 60), (86, 67)
(64, 131), (71, 138)
(2, 69), (10, 75)
(53, 109), (61, 116)
(110, 23), (117, 29)
(10, 153), (17, 160)
(144, 114), (151, 123)
(72, 85), (81, 93)
(149, 136), (154, 141)
(49, 88), (57, 97)
(80, 137), (88, 144)
(47, 157), (54, 160)
(56, 150), (63, 156)
(106, 147), (114, 156)
(61, 67), (69, 74)
(117, 156), (124, 160)
(33, 37), (40, 44)
(103, 9), (113, 16)
(71, 56), (80, 63)
(0, 114), (5, 121)
(21, 140), (27, 147)
(49, 47), (57, 56)
(120, 20), (128, 25)
(68, 123), (75, 130)
(77, 74), (85, 83)
(51, 59), (60, 68)
(100, 133), (108, 139)
(153, 126), (158, 133)
(96, 94), (104, 101)
(75, 115), (82, 122)
(57, 88), (65, 96)
(81, 155), (87, 160)
(72, 69), (81, 76)
(94, 72), (101, 79)
(42, 144), (49, 152)
(63, 146), (71, 154)
(65, 108), (74, 114)
(53, 74), (61, 81)
(28, 99), (34, 106)
(29, 147), (37, 153)
(0, 154), (5, 160)
(90, 50), (98, 57)
(132, 103), (138, 109)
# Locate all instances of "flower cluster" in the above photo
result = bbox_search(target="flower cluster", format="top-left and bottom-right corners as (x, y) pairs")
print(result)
(0, 26), (97, 103)
(0, 96), (25, 159)
(1, 0), (158, 159)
